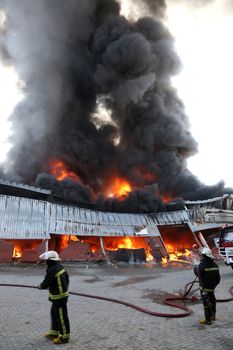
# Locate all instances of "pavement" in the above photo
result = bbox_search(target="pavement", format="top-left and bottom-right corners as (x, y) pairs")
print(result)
(0, 260), (232, 350)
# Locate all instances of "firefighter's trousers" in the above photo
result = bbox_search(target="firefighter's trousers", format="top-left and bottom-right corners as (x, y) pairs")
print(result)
(201, 291), (216, 322)
(50, 298), (70, 340)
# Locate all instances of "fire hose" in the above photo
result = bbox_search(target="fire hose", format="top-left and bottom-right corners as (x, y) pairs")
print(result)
(0, 280), (233, 318)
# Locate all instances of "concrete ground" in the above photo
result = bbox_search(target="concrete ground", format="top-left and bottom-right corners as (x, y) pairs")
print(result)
(0, 260), (232, 350)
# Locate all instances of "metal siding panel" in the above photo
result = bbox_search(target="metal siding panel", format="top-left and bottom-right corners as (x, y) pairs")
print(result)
(113, 213), (122, 225)
(0, 196), (49, 239)
(147, 226), (161, 236)
(127, 214), (135, 226)
(84, 210), (92, 224)
(146, 213), (158, 225)
(0, 179), (51, 194)
(130, 214), (140, 225)
(90, 210), (98, 225)
(131, 213), (144, 226)
(166, 212), (173, 223)
(140, 214), (149, 226)
(103, 212), (111, 225)
(179, 210), (189, 222)
(100, 225), (108, 235)
(157, 213), (168, 224)
(121, 214), (130, 225)
(123, 226), (134, 235)
(79, 208), (87, 223)
(107, 213), (116, 225)
(1, 195), (201, 239)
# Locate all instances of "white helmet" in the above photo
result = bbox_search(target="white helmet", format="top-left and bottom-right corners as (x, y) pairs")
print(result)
(39, 250), (61, 261)
(201, 247), (214, 259)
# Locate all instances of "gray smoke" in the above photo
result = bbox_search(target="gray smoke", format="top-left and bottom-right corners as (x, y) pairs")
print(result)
(0, 0), (231, 212)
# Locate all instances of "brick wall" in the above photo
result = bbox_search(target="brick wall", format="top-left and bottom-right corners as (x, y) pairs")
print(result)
(0, 239), (106, 262)
(0, 241), (14, 262)
(0, 236), (165, 262)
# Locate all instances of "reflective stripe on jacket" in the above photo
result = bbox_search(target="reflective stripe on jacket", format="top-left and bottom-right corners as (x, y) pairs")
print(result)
(197, 257), (220, 292)
(40, 262), (69, 301)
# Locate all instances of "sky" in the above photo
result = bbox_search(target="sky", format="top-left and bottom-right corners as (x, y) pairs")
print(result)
(166, 0), (233, 188)
(0, 64), (24, 163)
(0, 1), (233, 187)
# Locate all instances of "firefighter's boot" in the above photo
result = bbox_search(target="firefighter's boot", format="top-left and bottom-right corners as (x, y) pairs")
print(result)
(211, 304), (216, 321)
(44, 330), (59, 339)
(211, 312), (216, 321)
(53, 336), (69, 344)
(199, 307), (212, 325)
(199, 319), (212, 325)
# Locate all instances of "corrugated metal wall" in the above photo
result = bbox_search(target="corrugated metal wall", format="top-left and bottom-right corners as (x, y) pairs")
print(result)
(48, 202), (163, 237)
(0, 195), (196, 239)
(0, 195), (49, 239)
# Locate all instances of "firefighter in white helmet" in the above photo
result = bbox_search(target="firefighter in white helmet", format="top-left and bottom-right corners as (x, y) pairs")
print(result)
(38, 250), (70, 344)
(194, 247), (220, 325)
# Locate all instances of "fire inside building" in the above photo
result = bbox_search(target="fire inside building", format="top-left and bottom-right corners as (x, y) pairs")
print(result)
(1, 1), (233, 265)
(1, 179), (233, 264)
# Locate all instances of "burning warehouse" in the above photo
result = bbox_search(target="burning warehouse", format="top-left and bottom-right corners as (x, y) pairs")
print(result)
(0, 179), (166, 262)
(0, 178), (223, 264)
(0, 0), (232, 263)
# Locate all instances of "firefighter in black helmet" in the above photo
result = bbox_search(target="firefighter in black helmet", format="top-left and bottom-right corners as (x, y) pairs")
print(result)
(38, 250), (70, 344)
(194, 247), (220, 325)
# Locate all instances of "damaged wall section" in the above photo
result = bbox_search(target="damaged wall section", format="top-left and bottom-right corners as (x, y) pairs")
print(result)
(0, 194), (221, 262)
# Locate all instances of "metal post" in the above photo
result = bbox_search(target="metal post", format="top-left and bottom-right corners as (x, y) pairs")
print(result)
(45, 239), (49, 252)
(100, 236), (110, 261)
(100, 237), (106, 256)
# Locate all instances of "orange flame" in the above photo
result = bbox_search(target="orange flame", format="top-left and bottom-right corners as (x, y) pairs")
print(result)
(53, 235), (70, 253)
(162, 195), (171, 203)
(13, 246), (22, 258)
(104, 177), (132, 198)
(161, 244), (193, 266)
(78, 236), (153, 261)
(49, 159), (80, 182)
(7, 240), (43, 259)
(70, 235), (79, 242)
(103, 237), (153, 262)
(78, 237), (100, 253)
(144, 249), (154, 262)
(159, 226), (198, 266)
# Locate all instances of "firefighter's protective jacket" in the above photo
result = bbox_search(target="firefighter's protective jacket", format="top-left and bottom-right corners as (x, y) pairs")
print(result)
(194, 256), (220, 292)
(39, 261), (69, 302)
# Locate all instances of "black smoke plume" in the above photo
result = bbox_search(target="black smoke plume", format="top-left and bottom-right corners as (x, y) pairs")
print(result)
(0, 0), (231, 212)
